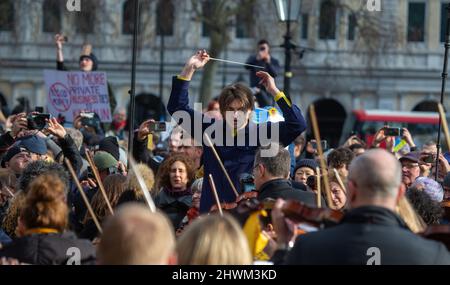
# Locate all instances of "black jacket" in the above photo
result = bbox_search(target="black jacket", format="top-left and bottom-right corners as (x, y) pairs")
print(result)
(257, 179), (321, 207)
(279, 206), (450, 265)
(132, 134), (161, 174)
(0, 231), (96, 265)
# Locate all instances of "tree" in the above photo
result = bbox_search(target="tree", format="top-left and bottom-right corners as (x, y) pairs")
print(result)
(191, 0), (255, 104)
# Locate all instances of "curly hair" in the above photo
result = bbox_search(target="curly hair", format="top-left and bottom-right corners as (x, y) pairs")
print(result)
(155, 154), (196, 192)
(21, 174), (68, 232)
(19, 161), (69, 194)
(327, 147), (355, 169)
(406, 187), (443, 225)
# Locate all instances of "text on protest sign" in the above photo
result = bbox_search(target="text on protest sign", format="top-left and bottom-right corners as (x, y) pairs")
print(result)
(44, 70), (112, 122)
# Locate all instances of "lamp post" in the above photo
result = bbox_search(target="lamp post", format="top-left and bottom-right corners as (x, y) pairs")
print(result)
(274, 0), (301, 99)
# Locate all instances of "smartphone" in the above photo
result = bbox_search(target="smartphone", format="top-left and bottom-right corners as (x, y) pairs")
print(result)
(80, 112), (98, 128)
(422, 153), (435, 164)
(35, 106), (44, 113)
(384, 127), (403, 137)
(312, 140), (328, 151)
(27, 113), (51, 130)
(148, 121), (166, 132)
(239, 173), (255, 193)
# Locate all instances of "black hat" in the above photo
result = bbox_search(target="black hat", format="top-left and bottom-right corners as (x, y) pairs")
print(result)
(98, 136), (120, 161)
(294, 159), (319, 174)
(79, 53), (98, 71)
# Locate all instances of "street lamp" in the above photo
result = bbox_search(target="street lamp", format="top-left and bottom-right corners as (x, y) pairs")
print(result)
(273, 0), (301, 99)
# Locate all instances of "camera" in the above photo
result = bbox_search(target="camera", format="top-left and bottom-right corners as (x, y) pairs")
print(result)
(421, 153), (435, 164)
(148, 121), (167, 132)
(311, 140), (328, 151)
(80, 112), (100, 129)
(239, 173), (255, 193)
(384, 127), (403, 137)
(27, 113), (50, 130)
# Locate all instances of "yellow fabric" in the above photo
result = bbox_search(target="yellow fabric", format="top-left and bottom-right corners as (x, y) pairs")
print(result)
(25, 228), (59, 235)
(274, 91), (292, 107)
(195, 165), (204, 179)
(177, 75), (190, 81)
(147, 134), (153, 150)
(243, 210), (270, 261)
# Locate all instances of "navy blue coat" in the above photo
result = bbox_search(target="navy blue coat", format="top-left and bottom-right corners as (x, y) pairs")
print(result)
(167, 77), (307, 213)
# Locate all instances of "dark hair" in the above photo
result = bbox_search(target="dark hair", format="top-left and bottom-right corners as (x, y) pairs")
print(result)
(19, 161), (69, 194)
(218, 83), (255, 116)
(258, 39), (269, 46)
(406, 187), (443, 225)
(327, 147), (355, 169)
(349, 144), (365, 151)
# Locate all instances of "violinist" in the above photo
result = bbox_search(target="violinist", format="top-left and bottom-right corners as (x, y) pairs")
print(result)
(272, 149), (450, 265)
(254, 143), (320, 207)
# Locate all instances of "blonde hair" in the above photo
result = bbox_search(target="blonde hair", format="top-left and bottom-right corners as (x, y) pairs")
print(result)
(176, 214), (252, 265)
(126, 163), (155, 198)
(396, 196), (426, 233)
(97, 203), (175, 265)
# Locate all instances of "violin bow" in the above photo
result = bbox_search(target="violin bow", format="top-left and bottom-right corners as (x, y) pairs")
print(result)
(128, 155), (156, 213)
(84, 149), (114, 216)
(438, 103), (450, 151)
(309, 104), (333, 208)
(316, 167), (321, 208)
(204, 133), (239, 198)
(208, 174), (224, 216)
(65, 158), (103, 234)
(333, 168), (347, 195)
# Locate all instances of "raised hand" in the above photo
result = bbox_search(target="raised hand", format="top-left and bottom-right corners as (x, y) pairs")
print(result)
(55, 34), (65, 50)
(256, 71), (280, 96)
(46, 117), (67, 139)
(137, 119), (154, 142)
(10, 113), (28, 137)
(180, 50), (210, 81)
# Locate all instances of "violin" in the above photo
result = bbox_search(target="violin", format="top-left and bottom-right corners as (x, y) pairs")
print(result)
(209, 191), (259, 213)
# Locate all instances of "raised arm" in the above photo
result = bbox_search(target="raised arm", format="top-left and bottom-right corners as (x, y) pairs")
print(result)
(55, 34), (66, 71)
(256, 71), (307, 147)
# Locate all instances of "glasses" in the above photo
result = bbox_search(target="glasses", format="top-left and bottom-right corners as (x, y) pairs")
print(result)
(402, 163), (419, 170)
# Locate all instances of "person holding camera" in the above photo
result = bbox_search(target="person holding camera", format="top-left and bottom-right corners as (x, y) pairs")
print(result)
(245, 40), (281, 107)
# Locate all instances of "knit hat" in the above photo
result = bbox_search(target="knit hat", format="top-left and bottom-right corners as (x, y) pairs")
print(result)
(412, 177), (444, 202)
(93, 151), (118, 171)
(294, 159), (319, 174)
(79, 44), (98, 71)
(98, 136), (120, 161)
(1, 136), (48, 167)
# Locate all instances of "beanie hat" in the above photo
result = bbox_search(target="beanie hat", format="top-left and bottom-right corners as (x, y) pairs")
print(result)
(98, 136), (120, 161)
(93, 151), (118, 171)
(79, 44), (98, 71)
(1, 145), (21, 167)
(412, 177), (444, 202)
(17, 135), (48, 155)
(294, 159), (319, 174)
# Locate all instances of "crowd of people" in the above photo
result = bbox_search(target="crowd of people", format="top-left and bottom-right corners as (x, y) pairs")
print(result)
(0, 39), (450, 265)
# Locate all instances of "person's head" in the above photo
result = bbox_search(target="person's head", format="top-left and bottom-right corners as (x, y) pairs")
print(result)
(422, 141), (437, 155)
(257, 39), (270, 54)
(411, 177), (444, 203)
(219, 83), (255, 131)
(65, 128), (84, 151)
(155, 154), (196, 191)
(329, 172), (347, 210)
(97, 204), (176, 265)
(18, 174), (67, 236)
(406, 187), (443, 225)
(399, 151), (421, 188)
(253, 143), (290, 191)
(93, 151), (119, 181)
(79, 48), (98, 72)
(327, 147), (354, 178)
(18, 161), (69, 194)
(2, 136), (48, 175)
(347, 149), (404, 211)
(293, 133), (306, 158)
(113, 107), (127, 122)
(293, 159), (318, 185)
(126, 163), (155, 198)
(85, 174), (127, 224)
(98, 137), (120, 161)
(176, 214), (252, 265)
(349, 144), (365, 157)
(178, 137), (203, 170)
(190, 178), (203, 210)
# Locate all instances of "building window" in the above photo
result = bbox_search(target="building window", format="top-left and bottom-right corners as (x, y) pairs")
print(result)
(202, 1), (211, 37)
(441, 3), (450, 42)
(407, 2), (425, 42)
(75, 0), (96, 34)
(348, 13), (356, 41)
(43, 0), (61, 33)
(0, 0), (14, 31)
(156, 0), (174, 36)
(301, 13), (309, 40)
(236, 9), (253, 39)
(319, 0), (337, 40)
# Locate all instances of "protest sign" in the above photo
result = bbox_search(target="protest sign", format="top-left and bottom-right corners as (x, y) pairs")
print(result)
(44, 70), (112, 122)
